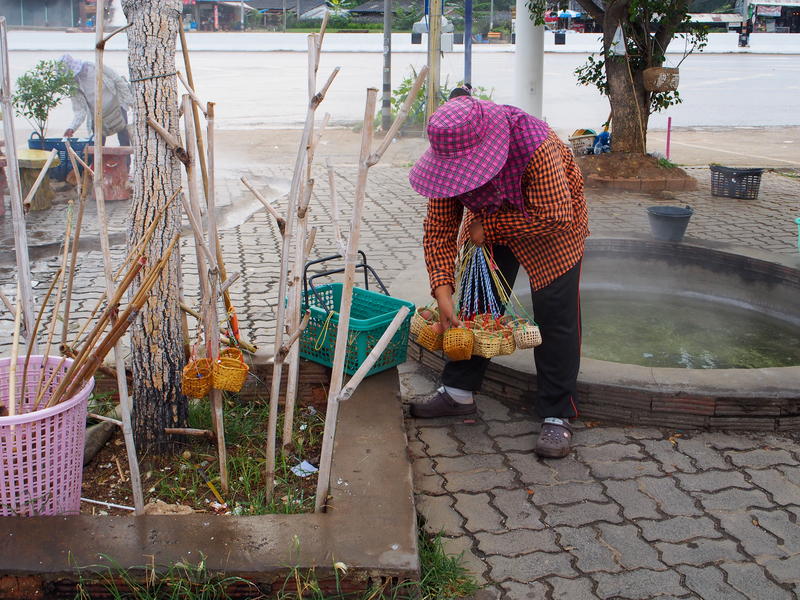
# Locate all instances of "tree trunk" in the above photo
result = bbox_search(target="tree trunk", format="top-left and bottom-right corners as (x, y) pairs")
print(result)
(122, 0), (189, 454)
(601, 8), (650, 155)
(605, 56), (649, 154)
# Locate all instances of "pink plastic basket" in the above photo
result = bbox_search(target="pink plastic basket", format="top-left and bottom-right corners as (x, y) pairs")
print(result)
(0, 356), (94, 516)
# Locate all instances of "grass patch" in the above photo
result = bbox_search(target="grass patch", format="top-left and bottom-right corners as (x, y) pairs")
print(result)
(72, 528), (479, 599)
(141, 396), (325, 515)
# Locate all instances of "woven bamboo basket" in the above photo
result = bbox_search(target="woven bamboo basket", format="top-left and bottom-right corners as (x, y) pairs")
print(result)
(472, 329), (501, 358)
(220, 347), (243, 361)
(443, 327), (473, 361)
(212, 356), (249, 393)
(182, 358), (213, 399)
(417, 324), (443, 352)
(512, 319), (542, 349)
(410, 307), (438, 337)
(498, 330), (516, 356)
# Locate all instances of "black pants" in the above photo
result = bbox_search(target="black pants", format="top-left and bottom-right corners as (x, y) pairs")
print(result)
(442, 244), (582, 420)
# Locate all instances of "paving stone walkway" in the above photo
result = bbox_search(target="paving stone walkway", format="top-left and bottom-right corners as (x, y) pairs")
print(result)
(401, 360), (800, 599)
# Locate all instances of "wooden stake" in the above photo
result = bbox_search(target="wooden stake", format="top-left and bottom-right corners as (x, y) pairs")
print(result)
(21, 268), (62, 401)
(314, 88), (378, 513)
(93, 2), (145, 516)
(32, 203), (72, 403)
(241, 177), (285, 235)
(61, 141), (91, 348)
(314, 68), (428, 513)
(326, 157), (346, 256)
(266, 32), (339, 499)
(21, 148), (59, 211)
(337, 306), (409, 402)
(0, 18), (36, 350)
(266, 31), (338, 498)
(8, 286), (22, 420)
(178, 29), (243, 350)
(182, 94), (228, 492)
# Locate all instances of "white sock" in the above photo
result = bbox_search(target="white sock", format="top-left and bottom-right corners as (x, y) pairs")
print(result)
(543, 417), (565, 426)
(442, 386), (474, 404)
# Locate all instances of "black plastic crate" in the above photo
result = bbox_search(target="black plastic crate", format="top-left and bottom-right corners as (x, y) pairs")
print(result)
(710, 165), (763, 200)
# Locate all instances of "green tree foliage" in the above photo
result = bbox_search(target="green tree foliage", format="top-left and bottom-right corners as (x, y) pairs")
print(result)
(12, 60), (76, 145)
(525, 0), (706, 153)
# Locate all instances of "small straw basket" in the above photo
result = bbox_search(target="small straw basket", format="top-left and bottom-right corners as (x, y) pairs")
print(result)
(410, 307), (438, 337)
(512, 319), (543, 349)
(181, 357), (213, 399)
(417, 324), (444, 352)
(472, 329), (501, 358)
(212, 353), (249, 393)
(443, 327), (474, 361)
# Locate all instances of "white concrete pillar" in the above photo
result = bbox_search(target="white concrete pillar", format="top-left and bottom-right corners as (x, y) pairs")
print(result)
(513, 0), (544, 118)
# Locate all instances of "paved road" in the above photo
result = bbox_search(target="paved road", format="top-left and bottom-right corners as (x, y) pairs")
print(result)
(6, 49), (800, 143)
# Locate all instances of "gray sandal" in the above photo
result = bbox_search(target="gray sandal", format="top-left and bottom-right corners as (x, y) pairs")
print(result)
(534, 419), (573, 458)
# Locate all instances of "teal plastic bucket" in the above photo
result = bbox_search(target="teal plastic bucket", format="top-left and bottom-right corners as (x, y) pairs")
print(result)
(795, 217), (800, 257)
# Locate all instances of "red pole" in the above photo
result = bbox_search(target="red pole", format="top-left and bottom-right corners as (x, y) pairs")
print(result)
(666, 117), (672, 160)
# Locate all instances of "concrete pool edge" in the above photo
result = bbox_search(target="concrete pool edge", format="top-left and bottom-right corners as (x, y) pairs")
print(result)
(395, 236), (800, 431)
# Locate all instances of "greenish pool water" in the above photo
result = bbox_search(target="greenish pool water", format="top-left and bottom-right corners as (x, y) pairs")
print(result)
(580, 290), (800, 369)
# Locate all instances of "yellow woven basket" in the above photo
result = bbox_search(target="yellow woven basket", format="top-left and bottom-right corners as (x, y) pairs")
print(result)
(472, 329), (501, 358)
(220, 347), (243, 361)
(512, 319), (543, 349)
(212, 355), (249, 393)
(417, 324), (444, 352)
(410, 307), (438, 337)
(443, 327), (473, 361)
(498, 330), (516, 355)
(182, 358), (213, 399)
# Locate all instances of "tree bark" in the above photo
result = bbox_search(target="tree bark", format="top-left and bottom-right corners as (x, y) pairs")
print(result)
(600, 2), (649, 154)
(122, 0), (189, 453)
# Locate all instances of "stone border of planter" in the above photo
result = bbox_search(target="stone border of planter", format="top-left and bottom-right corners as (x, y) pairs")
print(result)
(0, 368), (419, 598)
(586, 174), (698, 192)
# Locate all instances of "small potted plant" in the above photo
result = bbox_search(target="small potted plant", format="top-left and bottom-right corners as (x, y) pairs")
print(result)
(12, 59), (77, 179)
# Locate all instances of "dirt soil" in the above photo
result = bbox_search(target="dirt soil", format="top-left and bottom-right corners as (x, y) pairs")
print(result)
(576, 152), (692, 181)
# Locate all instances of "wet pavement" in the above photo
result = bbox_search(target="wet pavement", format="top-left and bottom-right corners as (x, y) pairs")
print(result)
(1, 126), (800, 598)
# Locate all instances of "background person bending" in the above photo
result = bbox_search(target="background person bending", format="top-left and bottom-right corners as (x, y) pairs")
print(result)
(60, 54), (133, 151)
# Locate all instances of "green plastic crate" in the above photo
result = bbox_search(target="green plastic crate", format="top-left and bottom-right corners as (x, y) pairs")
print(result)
(299, 283), (415, 376)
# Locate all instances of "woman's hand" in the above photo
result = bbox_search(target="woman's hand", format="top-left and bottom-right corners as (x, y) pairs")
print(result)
(469, 219), (485, 247)
(434, 285), (461, 329)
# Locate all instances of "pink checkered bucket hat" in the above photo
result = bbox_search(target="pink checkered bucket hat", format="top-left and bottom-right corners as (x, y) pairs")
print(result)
(409, 97), (510, 199)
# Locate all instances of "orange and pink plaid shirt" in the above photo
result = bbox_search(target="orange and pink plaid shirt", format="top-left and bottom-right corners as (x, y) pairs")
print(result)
(423, 130), (589, 294)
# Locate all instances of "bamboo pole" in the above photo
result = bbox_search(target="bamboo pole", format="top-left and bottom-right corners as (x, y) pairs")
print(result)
(93, 1), (144, 515)
(182, 95), (228, 492)
(314, 69), (427, 513)
(337, 306), (409, 402)
(265, 31), (338, 498)
(55, 236), (179, 407)
(21, 268), (61, 399)
(315, 89), (379, 513)
(178, 31), (242, 349)
(36, 256), (146, 412)
(61, 141), (91, 348)
(8, 286), (22, 420)
(282, 174), (316, 449)
(241, 177), (285, 235)
(164, 428), (214, 439)
(32, 203), (72, 402)
(326, 157), (346, 256)
(195, 96), (228, 493)
(21, 148), (59, 211)
(0, 18), (36, 350)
